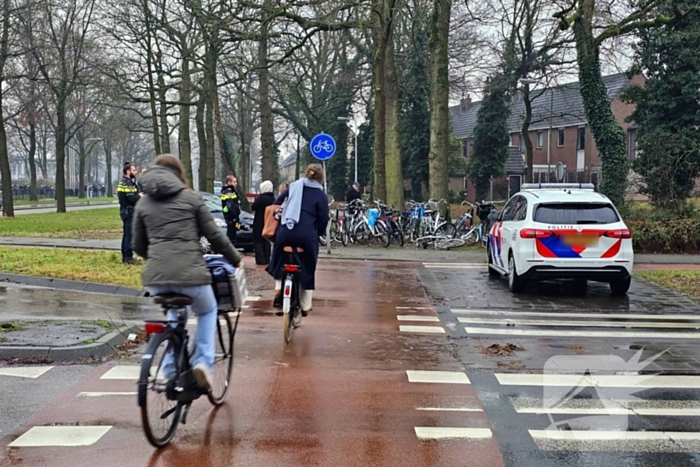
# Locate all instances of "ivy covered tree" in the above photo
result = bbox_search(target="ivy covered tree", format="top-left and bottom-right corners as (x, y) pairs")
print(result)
(467, 78), (511, 201)
(622, 2), (700, 214)
(399, 15), (430, 201)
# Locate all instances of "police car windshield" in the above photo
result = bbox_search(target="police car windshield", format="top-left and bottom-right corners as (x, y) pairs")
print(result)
(534, 203), (619, 225)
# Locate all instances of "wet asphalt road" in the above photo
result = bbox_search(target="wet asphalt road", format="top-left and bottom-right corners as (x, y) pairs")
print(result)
(1, 259), (700, 465)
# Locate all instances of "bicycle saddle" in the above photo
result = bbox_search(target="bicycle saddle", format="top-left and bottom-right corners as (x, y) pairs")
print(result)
(153, 294), (194, 307)
(283, 246), (304, 253)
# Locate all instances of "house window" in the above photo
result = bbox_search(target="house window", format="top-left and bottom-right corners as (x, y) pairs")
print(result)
(536, 131), (543, 148)
(558, 128), (565, 147)
(627, 129), (637, 160)
(577, 127), (586, 150)
(518, 134), (524, 152)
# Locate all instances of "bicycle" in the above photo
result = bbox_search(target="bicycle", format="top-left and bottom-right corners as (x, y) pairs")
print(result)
(280, 246), (304, 344)
(313, 140), (334, 153)
(139, 293), (238, 447)
(354, 204), (390, 247)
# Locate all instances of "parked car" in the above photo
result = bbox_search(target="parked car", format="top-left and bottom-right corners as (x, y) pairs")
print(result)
(196, 191), (253, 252)
(487, 183), (633, 295)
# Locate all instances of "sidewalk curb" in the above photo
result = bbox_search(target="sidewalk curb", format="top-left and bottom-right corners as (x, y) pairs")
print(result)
(0, 324), (140, 362)
(0, 242), (119, 251)
(0, 273), (148, 297)
(13, 201), (119, 211)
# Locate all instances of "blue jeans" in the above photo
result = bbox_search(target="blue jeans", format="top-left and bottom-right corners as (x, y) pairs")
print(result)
(148, 284), (218, 378)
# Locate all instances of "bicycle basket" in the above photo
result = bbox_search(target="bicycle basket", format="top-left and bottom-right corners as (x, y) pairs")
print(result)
(367, 208), (379, 228)
(206, 255), (249, 311)
(476, 204), (495, 222)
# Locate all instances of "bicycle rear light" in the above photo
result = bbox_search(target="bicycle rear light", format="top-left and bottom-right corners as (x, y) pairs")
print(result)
(284, 264), (300, 273)
(144, 322), (165, 334)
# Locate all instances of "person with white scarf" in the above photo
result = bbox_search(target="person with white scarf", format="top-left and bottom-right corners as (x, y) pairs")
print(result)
(266, 164), (329, 315)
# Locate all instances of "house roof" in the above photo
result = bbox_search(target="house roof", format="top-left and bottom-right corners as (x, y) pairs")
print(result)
(505, 146), (526, 175)
(450, 73), (632, 140)
(279, 151), (297, 169)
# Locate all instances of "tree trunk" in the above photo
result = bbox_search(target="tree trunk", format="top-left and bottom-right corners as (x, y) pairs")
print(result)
(211, 65), (235, 177)
(104, 139), (113, 197)
(143, 2), (161, 155)
(372, 7), (387, 201)
(179, 53), (193, 184)
(196, 96), (207, 191)
(522, 86), (534, 183)
(205, 92), (216, 192)
(259, 0), (277, 185)
(28, 121), (37, 201)
(384, 36), (404, 208)
(573, 0), (628, 207)
(238, 92), (249, 192)
(428, 0), (452, 200)
(158, 70), (170, 154)
(78, 137), (86, 199)
(0, 93), (11, 217)
(55, 98), (67, 212)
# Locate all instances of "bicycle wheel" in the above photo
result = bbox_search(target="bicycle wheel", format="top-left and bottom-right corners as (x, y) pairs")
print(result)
(207, 312), (234, 405)
(139, 332), (182, 448)
(339, 220), (348, 246)
(436, 223), (456, 238)
(354, 222), (371, 245)
(283, 310), (293, 344)
(435, 238), (466, 250)
(462, 229), (479, 246)
(376, 222), (390, 248)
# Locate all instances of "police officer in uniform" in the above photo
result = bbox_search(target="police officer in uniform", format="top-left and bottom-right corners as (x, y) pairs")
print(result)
(118, 162), (140, 264)
(220, 175), (241, 245)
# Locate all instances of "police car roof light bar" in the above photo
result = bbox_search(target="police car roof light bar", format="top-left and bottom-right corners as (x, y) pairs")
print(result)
(521, 183), (595, 191)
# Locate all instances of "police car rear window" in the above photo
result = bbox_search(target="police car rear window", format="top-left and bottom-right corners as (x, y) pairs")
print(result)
(534, 203), (619, 225)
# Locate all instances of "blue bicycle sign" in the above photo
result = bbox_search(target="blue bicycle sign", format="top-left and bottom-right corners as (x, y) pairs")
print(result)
(309, 133), (336, 161)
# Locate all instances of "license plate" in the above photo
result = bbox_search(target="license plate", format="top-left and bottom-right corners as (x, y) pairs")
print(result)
(561, 234), (598, 247)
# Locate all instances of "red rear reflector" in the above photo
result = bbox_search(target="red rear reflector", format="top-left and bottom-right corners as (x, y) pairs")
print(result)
(604, 229), (632, 239)
(284, 265), (300, 273)
(284, 285), (291, 297)
(145, 323), (165, 334)
(520, 229), (553, 239)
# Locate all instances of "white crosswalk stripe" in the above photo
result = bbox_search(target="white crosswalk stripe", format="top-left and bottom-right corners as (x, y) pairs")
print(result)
(423, 263), (486, 269)
(495, 372), (700, 453)
(454, 307), (700, 339)
(0, 366), (53, 379)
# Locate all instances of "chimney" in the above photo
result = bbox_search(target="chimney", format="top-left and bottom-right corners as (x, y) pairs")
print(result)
(460, 94), (472, 112)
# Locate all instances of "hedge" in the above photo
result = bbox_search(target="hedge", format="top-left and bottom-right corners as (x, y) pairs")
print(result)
(627, 218), (700, 254)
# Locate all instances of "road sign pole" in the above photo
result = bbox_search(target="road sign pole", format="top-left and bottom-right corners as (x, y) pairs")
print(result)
(324, 160), (331, 254)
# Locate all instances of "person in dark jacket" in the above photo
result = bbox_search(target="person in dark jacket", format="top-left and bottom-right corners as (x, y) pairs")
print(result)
(133, 154), (242, 390)
(251, 180), (275, 265)
(267, 164), (329, 316)
(220, 175), (241, 245)
(345, 182), (362, 203)
(117, 162), (139, 264)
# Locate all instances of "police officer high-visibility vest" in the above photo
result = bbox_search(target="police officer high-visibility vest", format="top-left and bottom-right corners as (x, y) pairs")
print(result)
(220, 185), (241, 225)
(117, 176), (139, 216)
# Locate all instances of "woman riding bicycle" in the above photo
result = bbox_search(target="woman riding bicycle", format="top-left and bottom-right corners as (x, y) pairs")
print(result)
(132, 154), (242, 390)
(267, 163), (329, 316)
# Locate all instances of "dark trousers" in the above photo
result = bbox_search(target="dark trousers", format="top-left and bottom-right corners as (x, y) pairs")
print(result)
(226, 224), (238, 246)
(254, 238), (271, 265)
(121, 215), (133, 261)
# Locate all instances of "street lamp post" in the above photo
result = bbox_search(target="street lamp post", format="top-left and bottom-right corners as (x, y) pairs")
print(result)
(337, 116), (358, 183)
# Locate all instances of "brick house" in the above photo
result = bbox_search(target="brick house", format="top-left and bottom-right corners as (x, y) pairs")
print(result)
(450, 73), (643, 201)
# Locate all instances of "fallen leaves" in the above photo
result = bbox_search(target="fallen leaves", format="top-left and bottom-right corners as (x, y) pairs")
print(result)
(478, 343), (524, 356)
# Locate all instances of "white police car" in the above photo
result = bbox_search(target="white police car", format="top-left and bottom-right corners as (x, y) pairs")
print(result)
(487, 183), (633, 295)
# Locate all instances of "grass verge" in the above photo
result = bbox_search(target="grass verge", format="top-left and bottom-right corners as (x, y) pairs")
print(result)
(637, 270), (700, 301)
(0, 247), (143, 288)
(14, 197), (112, 207)
(0, 207), (121, 239)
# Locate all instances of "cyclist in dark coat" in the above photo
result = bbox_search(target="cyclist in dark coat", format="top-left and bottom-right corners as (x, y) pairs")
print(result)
(267, 164), (329, 316)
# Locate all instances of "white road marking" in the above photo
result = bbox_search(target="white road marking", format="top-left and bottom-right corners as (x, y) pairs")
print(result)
(397, 315), (441, 322)
(512, 397), (700, 416)
(496, 373), (700, 389)
(423, 263), (486, 269)
(396, 306), (433, 310)
(416, 407), (483, 412)
(465, 326), (700, 339)
(529, 430), (700, 441)
(458, 317), (700, 329)
(8, 426), (112, 447)
(400, 325), (446, 334)
(519, 407), (700, 416)
(0, 366), (53, 379)
(246, 296), (261, 301)
(100, 366), (140, 380)
(77, 392), (138, 397)
(415, 427), (492, 440)
(452, 308), (700, 321)
(406, 370), (470, 384)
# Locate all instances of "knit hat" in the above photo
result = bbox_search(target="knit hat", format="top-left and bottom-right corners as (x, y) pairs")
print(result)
(260, 180), (273, 193)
